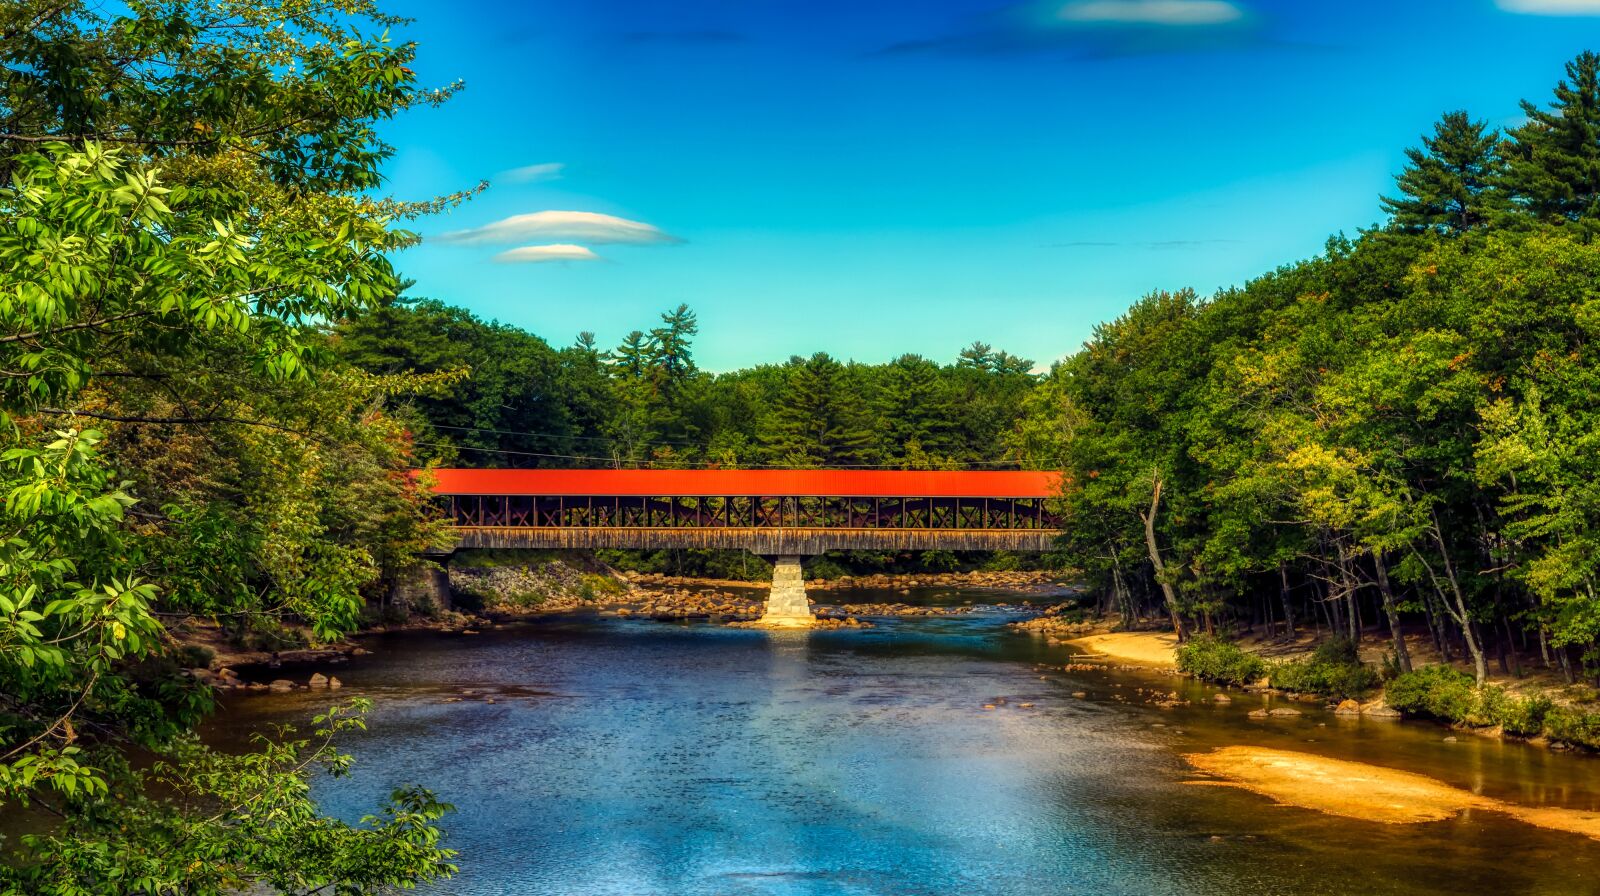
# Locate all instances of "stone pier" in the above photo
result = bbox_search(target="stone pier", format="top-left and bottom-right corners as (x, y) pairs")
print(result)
(756, 555), (815, 627)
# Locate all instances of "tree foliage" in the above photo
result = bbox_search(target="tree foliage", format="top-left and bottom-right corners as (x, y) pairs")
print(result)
(1, 1), (458, 890)
(1021, 52), (1600, 688)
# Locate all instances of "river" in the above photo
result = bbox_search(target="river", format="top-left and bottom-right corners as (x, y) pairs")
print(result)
(208, 586), (1600, 895)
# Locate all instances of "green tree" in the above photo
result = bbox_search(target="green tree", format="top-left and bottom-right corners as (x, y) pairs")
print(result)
(1504, 51), (1600, 236)
(0, 1), (459, 889)
(873, 354), (959, 466)
(651, 303), (700, 385)
(764, 354), (877, 467)
(1382, 111), (1507, 235)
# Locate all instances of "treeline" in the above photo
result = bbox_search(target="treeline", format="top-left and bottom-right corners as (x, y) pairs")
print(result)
(1027, 53), (1600, 686)
(334, 300), (1040, 470)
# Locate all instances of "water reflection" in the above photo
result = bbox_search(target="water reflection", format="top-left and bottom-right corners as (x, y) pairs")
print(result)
(206, 603), (1600, 895)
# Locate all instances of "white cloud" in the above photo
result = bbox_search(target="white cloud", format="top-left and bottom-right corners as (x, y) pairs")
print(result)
(1497, 0), (1600, 13)
(1056, 0), (1244, 25)
(492, 244), (602, 264)
(435, 210), (681, 246)
(500, 162), (565, 183)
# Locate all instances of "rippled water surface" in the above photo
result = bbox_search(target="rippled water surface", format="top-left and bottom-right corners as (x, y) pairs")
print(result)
(209, 597), (1600, 895)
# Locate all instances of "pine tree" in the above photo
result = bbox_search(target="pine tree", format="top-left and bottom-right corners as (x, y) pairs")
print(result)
(764, 353), (877, 467)
(1503, 51), (1600, 235)
(874, 353), (959, 465)
(650, 303), (699, 383)
(1381, 110), (1506, 235)
(611, 330), (658, 381)
(957, 341), (996, 370)
(607, 331), (662, 464)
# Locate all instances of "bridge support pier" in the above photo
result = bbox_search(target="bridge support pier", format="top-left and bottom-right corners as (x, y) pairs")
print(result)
(756, 555), (815, 627)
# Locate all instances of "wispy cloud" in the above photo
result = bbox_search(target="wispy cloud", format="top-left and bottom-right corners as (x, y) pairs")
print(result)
(1497, 0), (1600, 12)
(877, 0), (1270, 58)
(499, 162), (564, 184)
(434, 211), (682, 246)
(493, 244), (602, 264)
(1056, 0), (1244, 25)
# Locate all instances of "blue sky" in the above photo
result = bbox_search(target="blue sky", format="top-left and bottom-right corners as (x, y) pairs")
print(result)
(381, 0), (1600, 371)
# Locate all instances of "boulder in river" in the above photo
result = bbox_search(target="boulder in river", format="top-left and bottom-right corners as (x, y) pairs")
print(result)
(1334, 699), (1361, 715)
(309, 673), (329, 689)
(268, 679), (295, 692)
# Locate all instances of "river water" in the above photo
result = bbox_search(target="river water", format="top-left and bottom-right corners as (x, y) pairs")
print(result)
(209, 587), (1600, 895)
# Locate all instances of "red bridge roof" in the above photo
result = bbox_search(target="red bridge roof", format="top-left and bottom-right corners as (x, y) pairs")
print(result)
(425, 468), (1062, 499)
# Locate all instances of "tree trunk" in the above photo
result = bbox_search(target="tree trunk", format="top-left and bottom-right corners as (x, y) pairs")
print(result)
(1335, 542), (1360, 643)
(1328, 575), (1346, 640)
(1502, 615), (1523, 678)
(1422, 587), (1450, 662)
(1110, 552), (1134, 629)
(1140, 470), (1186, 641)
(1278, 563), (1296, 640)
(1425, 515), (1487, 685)
(1373, 552), (1412, 674)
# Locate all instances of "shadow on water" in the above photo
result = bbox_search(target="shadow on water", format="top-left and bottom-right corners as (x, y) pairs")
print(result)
(206, 593), (1600, 896)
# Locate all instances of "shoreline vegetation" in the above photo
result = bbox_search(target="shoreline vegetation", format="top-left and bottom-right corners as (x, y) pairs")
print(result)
(1019, 620), (1600, 754)
(1170, 632), (1600, 752)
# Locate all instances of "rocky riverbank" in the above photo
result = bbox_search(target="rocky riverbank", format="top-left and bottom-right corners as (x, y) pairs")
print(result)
(611, 585), (1053, 623)
(621, 568), (1067, 593)
(178, 560), (1083, 693)
(449, 553), (628, 613)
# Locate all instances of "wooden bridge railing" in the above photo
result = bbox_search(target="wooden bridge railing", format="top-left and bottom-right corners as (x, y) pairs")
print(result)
(440, 494), (1059, 531)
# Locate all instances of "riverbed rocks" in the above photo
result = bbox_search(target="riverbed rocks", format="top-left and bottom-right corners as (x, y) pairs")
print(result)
(1009, 614), (1095, 642)
(309, 672), (329, 689)
(729, 615), (874, 630)
(631, 587), (763, 621)
(450, 559), (626, 614)
(625, 569), (1065, 593)
(621, 587), (1024, 623)
(1248, 706), (1304, 718)
(826, 602), (972, 617)
(1335, 699), (1362, 715)
(186, 665), (253, 691)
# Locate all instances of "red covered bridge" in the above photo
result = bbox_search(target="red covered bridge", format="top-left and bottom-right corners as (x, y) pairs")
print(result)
(426, 468), (1065, 555)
